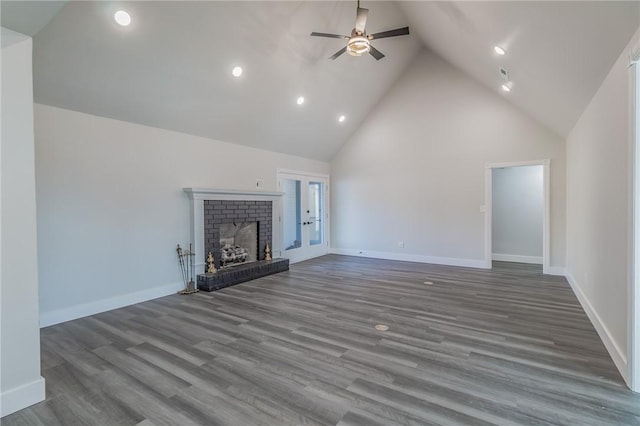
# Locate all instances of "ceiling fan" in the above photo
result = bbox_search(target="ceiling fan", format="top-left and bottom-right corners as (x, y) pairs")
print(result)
(310, 1), (410, 61)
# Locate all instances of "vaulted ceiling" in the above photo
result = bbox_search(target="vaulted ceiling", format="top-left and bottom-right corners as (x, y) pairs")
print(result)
(399, 1), (639, 138)
(2, 1), (638, 161)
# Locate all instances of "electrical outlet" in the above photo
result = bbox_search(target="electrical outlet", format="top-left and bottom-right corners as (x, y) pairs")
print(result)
(256, 179), (264, 188)
(397, 241), (404, 248)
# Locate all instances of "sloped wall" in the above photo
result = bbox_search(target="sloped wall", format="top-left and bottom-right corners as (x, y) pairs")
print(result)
(331, 49), (566, 268)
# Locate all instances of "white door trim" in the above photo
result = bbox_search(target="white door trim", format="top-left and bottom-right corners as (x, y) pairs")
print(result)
(484, 160), (551, 274)
(277, 170), (330, 264)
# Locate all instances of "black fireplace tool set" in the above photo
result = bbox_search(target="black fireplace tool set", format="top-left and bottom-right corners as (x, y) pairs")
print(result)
(176, 243), (198, 294)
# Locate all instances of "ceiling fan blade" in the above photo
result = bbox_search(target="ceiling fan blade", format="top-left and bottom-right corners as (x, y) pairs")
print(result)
(369, 45), (385, 61)
(368, 27), (410, 40)
(329, 46), (348, 60)
(355, 7), (369, 34)
(311, 32), (348, 39)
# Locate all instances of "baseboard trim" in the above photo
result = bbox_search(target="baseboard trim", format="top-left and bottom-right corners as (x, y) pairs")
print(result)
(1, 376), (45, 418)
(565, 272), (629, 385)
(329, 248), (487, 269)
(40, 281), (184, 328)
(492, 253), (542, 264)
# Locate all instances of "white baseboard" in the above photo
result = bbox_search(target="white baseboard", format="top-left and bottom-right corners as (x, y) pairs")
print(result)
(40, 281), (184, 328)
(492, 253), (543, 264)
(1, 376), (45, 418)
(565, 272), (629, 385)
(329, 248), (488, 269)
(545, 266), (566, 276)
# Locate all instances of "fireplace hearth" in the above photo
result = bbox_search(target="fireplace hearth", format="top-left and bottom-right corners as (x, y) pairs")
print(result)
(197, 258), (289, 291)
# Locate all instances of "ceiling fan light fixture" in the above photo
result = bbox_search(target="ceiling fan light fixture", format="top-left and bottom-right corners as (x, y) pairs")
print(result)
(347, 36), (370, 56)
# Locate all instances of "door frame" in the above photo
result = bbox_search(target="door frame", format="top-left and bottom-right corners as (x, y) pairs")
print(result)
(484, 159), (551, 273)
(277, 169), (330, 264)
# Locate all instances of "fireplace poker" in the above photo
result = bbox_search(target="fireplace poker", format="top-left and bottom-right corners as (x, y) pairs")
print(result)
(176, 244), (188, 289)
(188, 243), (196, 292)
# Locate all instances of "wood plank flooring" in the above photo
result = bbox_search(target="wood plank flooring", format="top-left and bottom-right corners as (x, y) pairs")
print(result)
(4, 255), (640, 425)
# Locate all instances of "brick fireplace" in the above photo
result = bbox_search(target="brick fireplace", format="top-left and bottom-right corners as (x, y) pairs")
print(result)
(204, 200), (272, 270)
(183, 188), (286, 277)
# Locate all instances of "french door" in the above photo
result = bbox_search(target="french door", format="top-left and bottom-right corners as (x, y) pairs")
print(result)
(278, 171), (329, 263)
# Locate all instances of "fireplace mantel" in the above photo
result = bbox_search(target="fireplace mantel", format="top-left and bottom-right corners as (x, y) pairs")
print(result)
(183, 188), (284, 274)
(184, 188), (284, 201)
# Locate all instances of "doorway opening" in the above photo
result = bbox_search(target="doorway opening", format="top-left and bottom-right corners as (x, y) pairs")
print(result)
(277, 170), (329, 264)
(492, 165), (544, 265)
(485, 160), (550, 273)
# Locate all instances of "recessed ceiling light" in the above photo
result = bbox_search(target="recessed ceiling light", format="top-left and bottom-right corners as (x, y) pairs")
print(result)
(114, 10), (131, 26)
(338, 115), (346, 123)
(232, 66), (243, 77)
(494, 45), (506, 55)
(501, 83), (512, 92)
(296, 96), (305, 105)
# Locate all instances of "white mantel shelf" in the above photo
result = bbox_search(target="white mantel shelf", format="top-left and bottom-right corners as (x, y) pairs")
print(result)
(183, 188), (285, 200)
(183, 188), (285, 274)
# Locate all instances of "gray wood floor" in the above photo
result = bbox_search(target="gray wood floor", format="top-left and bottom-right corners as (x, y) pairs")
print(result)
(4, 255), (640, 425)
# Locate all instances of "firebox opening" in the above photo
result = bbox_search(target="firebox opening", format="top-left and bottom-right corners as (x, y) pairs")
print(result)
(219, 222), (258, 268)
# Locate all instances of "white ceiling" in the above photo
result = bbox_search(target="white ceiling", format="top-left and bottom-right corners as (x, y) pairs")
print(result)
(398, 1), (639, 138)
(2, 1), (639, 161)
(29, 1), (421, 161)
(0, 1), (67, 36)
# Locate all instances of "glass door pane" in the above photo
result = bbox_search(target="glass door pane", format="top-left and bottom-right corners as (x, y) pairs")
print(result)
(278, 171), (328, 263)
(308, 181), (323, 246)
(282, 178), (302, 251)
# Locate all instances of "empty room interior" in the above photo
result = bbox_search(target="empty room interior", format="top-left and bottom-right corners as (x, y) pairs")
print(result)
(2, 0), (640, 424)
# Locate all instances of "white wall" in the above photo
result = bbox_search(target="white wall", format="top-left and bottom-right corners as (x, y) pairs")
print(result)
(566, 28), (640, 384)
(35, 104), (329, 326)
(330, 49), (566, 269)
(492, 165), (543, 263)
(1, 28), (45, 417)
